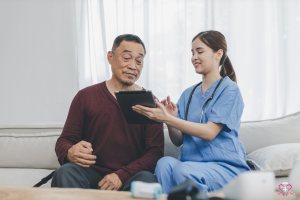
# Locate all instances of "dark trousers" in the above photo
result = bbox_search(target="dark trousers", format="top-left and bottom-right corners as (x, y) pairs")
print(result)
(51, 163), (158, 191)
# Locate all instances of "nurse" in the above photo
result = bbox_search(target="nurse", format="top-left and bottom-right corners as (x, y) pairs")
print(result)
(132, 30), (250, 194)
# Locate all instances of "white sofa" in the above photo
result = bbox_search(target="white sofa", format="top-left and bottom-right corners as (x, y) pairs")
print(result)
(1, 111), (300, 189)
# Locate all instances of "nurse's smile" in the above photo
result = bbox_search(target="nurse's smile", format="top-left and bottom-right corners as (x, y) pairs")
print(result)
(193, 62), (201, 68)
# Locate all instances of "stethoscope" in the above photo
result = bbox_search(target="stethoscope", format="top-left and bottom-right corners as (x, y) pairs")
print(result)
(185, 78), (224, 123)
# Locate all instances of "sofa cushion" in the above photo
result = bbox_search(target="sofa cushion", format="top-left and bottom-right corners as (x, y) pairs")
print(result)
(0, 132), (61, 169)
(163, 127), (181, 158)
(239, 111), (300, 154)
(247, 143), (300, 176)
(0, 123), (64, 134)
(0, 168), (54, 187)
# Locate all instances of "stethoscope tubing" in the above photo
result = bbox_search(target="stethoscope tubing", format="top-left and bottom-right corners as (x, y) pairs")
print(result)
(185, 78), (224, 123)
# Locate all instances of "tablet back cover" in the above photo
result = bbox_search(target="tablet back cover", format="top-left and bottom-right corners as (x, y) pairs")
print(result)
(115, 91), (161, 124)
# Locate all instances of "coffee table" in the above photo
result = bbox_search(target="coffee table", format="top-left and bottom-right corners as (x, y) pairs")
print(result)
(0, 186), (298, 200)
(0, 186), (166, 200)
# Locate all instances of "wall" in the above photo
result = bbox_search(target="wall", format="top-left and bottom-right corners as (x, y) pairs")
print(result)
(0, 0), (77, 124)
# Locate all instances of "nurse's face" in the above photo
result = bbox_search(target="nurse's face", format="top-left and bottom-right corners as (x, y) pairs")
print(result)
(191, 38), (220, 75)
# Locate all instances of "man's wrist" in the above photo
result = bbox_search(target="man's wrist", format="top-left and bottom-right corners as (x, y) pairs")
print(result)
(114, 169), (130, 184)
(63, 155), (70, 164)
(66, 146), (73, 162)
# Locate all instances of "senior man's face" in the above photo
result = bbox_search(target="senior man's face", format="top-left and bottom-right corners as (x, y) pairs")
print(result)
(108, 41), (145, 86)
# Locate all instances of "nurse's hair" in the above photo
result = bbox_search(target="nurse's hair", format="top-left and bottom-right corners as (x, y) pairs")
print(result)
(192, 30), (237, 83)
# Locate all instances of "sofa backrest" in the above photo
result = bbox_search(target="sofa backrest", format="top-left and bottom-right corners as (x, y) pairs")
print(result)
(0, 124), (62, 169)
(239, 111), (300, 154)
(0, 111), (299, 168)
(0, 124), (63, 134)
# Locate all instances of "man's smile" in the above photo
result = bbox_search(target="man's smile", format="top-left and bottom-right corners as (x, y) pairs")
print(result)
(124, 72), (137, 77)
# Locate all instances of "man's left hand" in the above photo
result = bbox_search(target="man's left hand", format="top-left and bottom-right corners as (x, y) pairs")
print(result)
(98, 173), (122, 191)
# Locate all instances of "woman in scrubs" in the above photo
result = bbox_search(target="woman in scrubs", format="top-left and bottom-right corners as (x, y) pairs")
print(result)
(132, 30), (250, 194)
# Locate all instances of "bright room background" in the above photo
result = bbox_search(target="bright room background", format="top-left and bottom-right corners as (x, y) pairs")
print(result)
(77, 0), (300, 122)
(0, 0), (299, 124)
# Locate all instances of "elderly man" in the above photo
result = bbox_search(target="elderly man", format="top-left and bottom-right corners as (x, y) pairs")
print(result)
(51, 34), (164, 191)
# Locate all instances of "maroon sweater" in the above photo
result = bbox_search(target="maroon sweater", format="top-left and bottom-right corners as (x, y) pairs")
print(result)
(55, 82), (164, 184)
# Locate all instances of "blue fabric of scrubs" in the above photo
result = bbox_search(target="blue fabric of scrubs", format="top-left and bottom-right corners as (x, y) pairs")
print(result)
(155, 76), (250, 194)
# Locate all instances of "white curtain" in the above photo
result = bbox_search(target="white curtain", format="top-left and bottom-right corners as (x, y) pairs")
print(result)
(75, 0), (300, 122)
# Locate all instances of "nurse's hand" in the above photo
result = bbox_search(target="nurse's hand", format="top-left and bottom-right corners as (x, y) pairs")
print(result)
(132, 99), (171, 122)
(161, 96), (178, 117)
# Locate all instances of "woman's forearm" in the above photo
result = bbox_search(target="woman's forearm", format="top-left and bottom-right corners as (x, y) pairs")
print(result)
(165, 115), (223, 141)
(167, 125), (184, 147)
(132, 102), (223, 141)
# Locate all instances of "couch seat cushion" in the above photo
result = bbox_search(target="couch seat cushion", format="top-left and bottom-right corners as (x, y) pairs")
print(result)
(0, 168), (54, 188)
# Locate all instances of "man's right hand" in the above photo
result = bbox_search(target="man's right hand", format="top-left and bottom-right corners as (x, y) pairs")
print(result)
(67, 141), (96, 168)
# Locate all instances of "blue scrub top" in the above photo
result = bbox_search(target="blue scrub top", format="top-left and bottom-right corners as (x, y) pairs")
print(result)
(177, 76), (250, 171)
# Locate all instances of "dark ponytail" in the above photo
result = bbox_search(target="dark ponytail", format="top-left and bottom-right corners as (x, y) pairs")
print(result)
(220, 55), (236, 83)
(192, 30), (237, 83)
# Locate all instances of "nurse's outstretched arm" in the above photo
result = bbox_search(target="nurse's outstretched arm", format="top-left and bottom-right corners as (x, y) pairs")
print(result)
(133, 99), (224, 142)
(165, 116), (224, 142)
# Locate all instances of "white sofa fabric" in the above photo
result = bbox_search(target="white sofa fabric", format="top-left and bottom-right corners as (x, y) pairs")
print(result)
(238, 111), (300, 154)
(0, 111), (299, 188)
(0, 124), (63, 188)
(0, 132), (60, 169)
(0, 168), (54, 188)
(247, 143), (300, 176)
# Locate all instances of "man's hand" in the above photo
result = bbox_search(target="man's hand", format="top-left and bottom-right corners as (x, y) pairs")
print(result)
(67, 141), (96, 168)
(98, 173), (122, 191)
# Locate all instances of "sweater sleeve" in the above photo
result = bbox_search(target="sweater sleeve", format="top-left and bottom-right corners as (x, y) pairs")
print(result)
(114, 123), (164, 184)
(55, 90), (86, 165)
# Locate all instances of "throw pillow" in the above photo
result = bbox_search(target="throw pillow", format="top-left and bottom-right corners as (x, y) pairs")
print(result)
(247, 143), (300, 176)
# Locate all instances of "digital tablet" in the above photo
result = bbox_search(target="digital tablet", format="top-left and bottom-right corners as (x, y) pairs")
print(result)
(115, 90), (161, 124)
